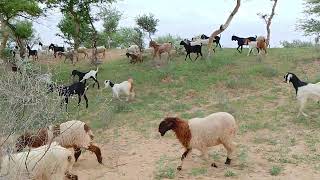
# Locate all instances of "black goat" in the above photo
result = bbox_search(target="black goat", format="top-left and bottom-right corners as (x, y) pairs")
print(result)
(26, 45), (38, 60)
(49, 43), (65, 58)
(231, 35), (257, 53)
(71, 67), (100, 89)
(58, 81), (88, 111)
(180, 41), (203, 61)
(200, 34), (222, 48)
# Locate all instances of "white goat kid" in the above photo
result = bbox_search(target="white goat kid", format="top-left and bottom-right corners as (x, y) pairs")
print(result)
(104, 78), (134, 101)
(284, 72), (320, 117)
(247, 41), (258, 56)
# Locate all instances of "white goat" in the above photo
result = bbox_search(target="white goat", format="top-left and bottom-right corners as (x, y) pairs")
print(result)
(284, 72), (320, 117)
(104, 78), (135, 101)
(247, 41), (258, 56)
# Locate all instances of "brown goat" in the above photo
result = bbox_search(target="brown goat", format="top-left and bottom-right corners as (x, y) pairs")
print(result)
(149, 41), (173, 60)
(126, 52), (143, 64)
(257, 36), (267, 55)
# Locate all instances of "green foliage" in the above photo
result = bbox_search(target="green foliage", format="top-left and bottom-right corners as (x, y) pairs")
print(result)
(100, 6), (122, 36)
(136, 13), (159, 40)
(270, 166), (282, 176)
(298, 0), (320, 36)
(13, 21), (33, 39)
(0, 0), (42, 19)
(280, 40), (315, 48)
(57, 14), (91, 46)
(106, 27), (144, 49)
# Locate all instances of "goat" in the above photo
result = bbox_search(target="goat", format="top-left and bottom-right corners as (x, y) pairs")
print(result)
(62, 50), (76, 64)
(71, 67), (100, 89)
(49, 43), (65, 58)
(284, 72), (320, 117)
(257, 36), (267, 55)
(179, 41), (203, 61)
(247, 41), (259, 56)
(77, 47), (88, 59)
(27, 45), (38, 61)
(149, 41), (173, 60)
(200, 34), (222, 48)
(126, 52), (143, 64)
(231, 35), (257, 53)
(104, 78), (135, 101)
(58, 81), (89, 111)
(96, 46), (106, 58)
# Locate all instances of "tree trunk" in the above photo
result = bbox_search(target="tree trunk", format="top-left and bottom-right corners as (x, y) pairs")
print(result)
(0, 29), (9, 55)
(208, 0), (241, 57)
(16, 37), (26, 59)
(266, 0), (278, 46)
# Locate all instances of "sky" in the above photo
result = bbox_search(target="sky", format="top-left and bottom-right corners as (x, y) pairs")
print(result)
(34, 0), (309, 48)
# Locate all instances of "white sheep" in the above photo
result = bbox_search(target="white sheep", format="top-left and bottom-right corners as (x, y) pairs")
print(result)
(104, 78), (135, 101)
(77, 47), (88, 58)
(1, 142), (78, 180)
(96, 46), (106, 57)
(159, 112), (237, 170)
(126, 45), (140, 55)
(284, 72), (320, 117)
(15, 120), (103, 164)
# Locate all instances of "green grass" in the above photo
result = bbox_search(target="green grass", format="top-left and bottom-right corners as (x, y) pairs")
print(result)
(155, 156), (176, 179)
(224, 170), (237, 177)
(190, 167), (207, 176)
(270, 166), (282, 176)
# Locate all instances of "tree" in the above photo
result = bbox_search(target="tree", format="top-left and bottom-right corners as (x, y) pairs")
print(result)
(100, 6), (122, 48)
(107, 27), (144, 49)
(0, 0), (42, 58)
(298, 0), (320, 40)
(136, 13), (159, 41)
(208, 0), (241, 57)
(258, 0), (278, 46)
(57, 14), (91, 46)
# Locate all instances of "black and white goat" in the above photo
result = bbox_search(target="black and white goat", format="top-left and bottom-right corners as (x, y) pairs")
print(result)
(49, 43), (65, 58)
(71, 67), (100, 89)
(200, 34), (222, 48)
(180, 41), (202, 61)
(104, 78), (134, 101)
(284, 72), (320, 117)
(58, 81), (89, 111)
(27, 45), (38, 61)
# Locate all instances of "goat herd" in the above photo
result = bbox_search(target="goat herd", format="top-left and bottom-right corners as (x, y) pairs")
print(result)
(125, 34), (268, 63)
(1, 32), (316, 180)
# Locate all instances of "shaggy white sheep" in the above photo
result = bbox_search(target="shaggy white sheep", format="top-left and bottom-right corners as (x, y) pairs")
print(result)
(1, 142), (78, 180)
(77, 47), (88, 58)
(126, 45), (140, 55)
(159, 112), (237, 170)
(104, 78), (135, 101)
(15, 120), (103, 164)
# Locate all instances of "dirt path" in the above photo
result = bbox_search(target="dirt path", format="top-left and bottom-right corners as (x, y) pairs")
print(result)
(73, 128), (320, 180)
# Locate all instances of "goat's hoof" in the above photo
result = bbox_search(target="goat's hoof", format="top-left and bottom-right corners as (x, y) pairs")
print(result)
(225, 157), (231, 165)
(211, 163), (218, 168)
(177, 166), (182, 171)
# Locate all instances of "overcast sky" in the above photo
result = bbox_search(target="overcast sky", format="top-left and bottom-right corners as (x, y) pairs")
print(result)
(34, 0), (309, 48)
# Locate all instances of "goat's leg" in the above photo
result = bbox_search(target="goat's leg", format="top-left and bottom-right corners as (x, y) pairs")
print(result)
(185, 54), (188, 61)
(237, 46), (241, 53)
(194, 53), (199, 61)
(77, 95), (82, 106)
(83, 94), (88, 108)
(188, 54), (192, 61)
(88, 144), (103, 164)
(240, 45), (243, 53)
(74, 147), (81, 162)
(222, 140), (236, 165)
(298, 98), (308, 117)
(247, 48), (252, 56)
(65, 97), (69, 112)
(177, 148), (191, 171)
(91, 77), (100, 89)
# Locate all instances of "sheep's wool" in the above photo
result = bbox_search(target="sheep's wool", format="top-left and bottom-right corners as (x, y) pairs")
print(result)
(0, 142), (74, 179)
(188, 112), (236, 154)
(49, 120), (93, 149)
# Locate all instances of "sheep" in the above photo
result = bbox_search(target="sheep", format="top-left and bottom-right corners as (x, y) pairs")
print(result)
(27, 45), (38, 61)
(1, 142), (78, 180)
(15, 120), (102, 164)
(77, 47), (88, 59)
(58, 81), (89, 111)
(126, 45), (140, 55)
(71, 67), (100, 89)
(104, 78), (135, 101)
(149, 41), (173, 60)
(257, 36), (267, 55)
(179, 40), (203, 61)
(159, 112), (237, 171)
(62, 50), (76, 64)
(96, 46), (106, 57)
(284, 72), (320, 117)
(126, 52), (143, 64)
